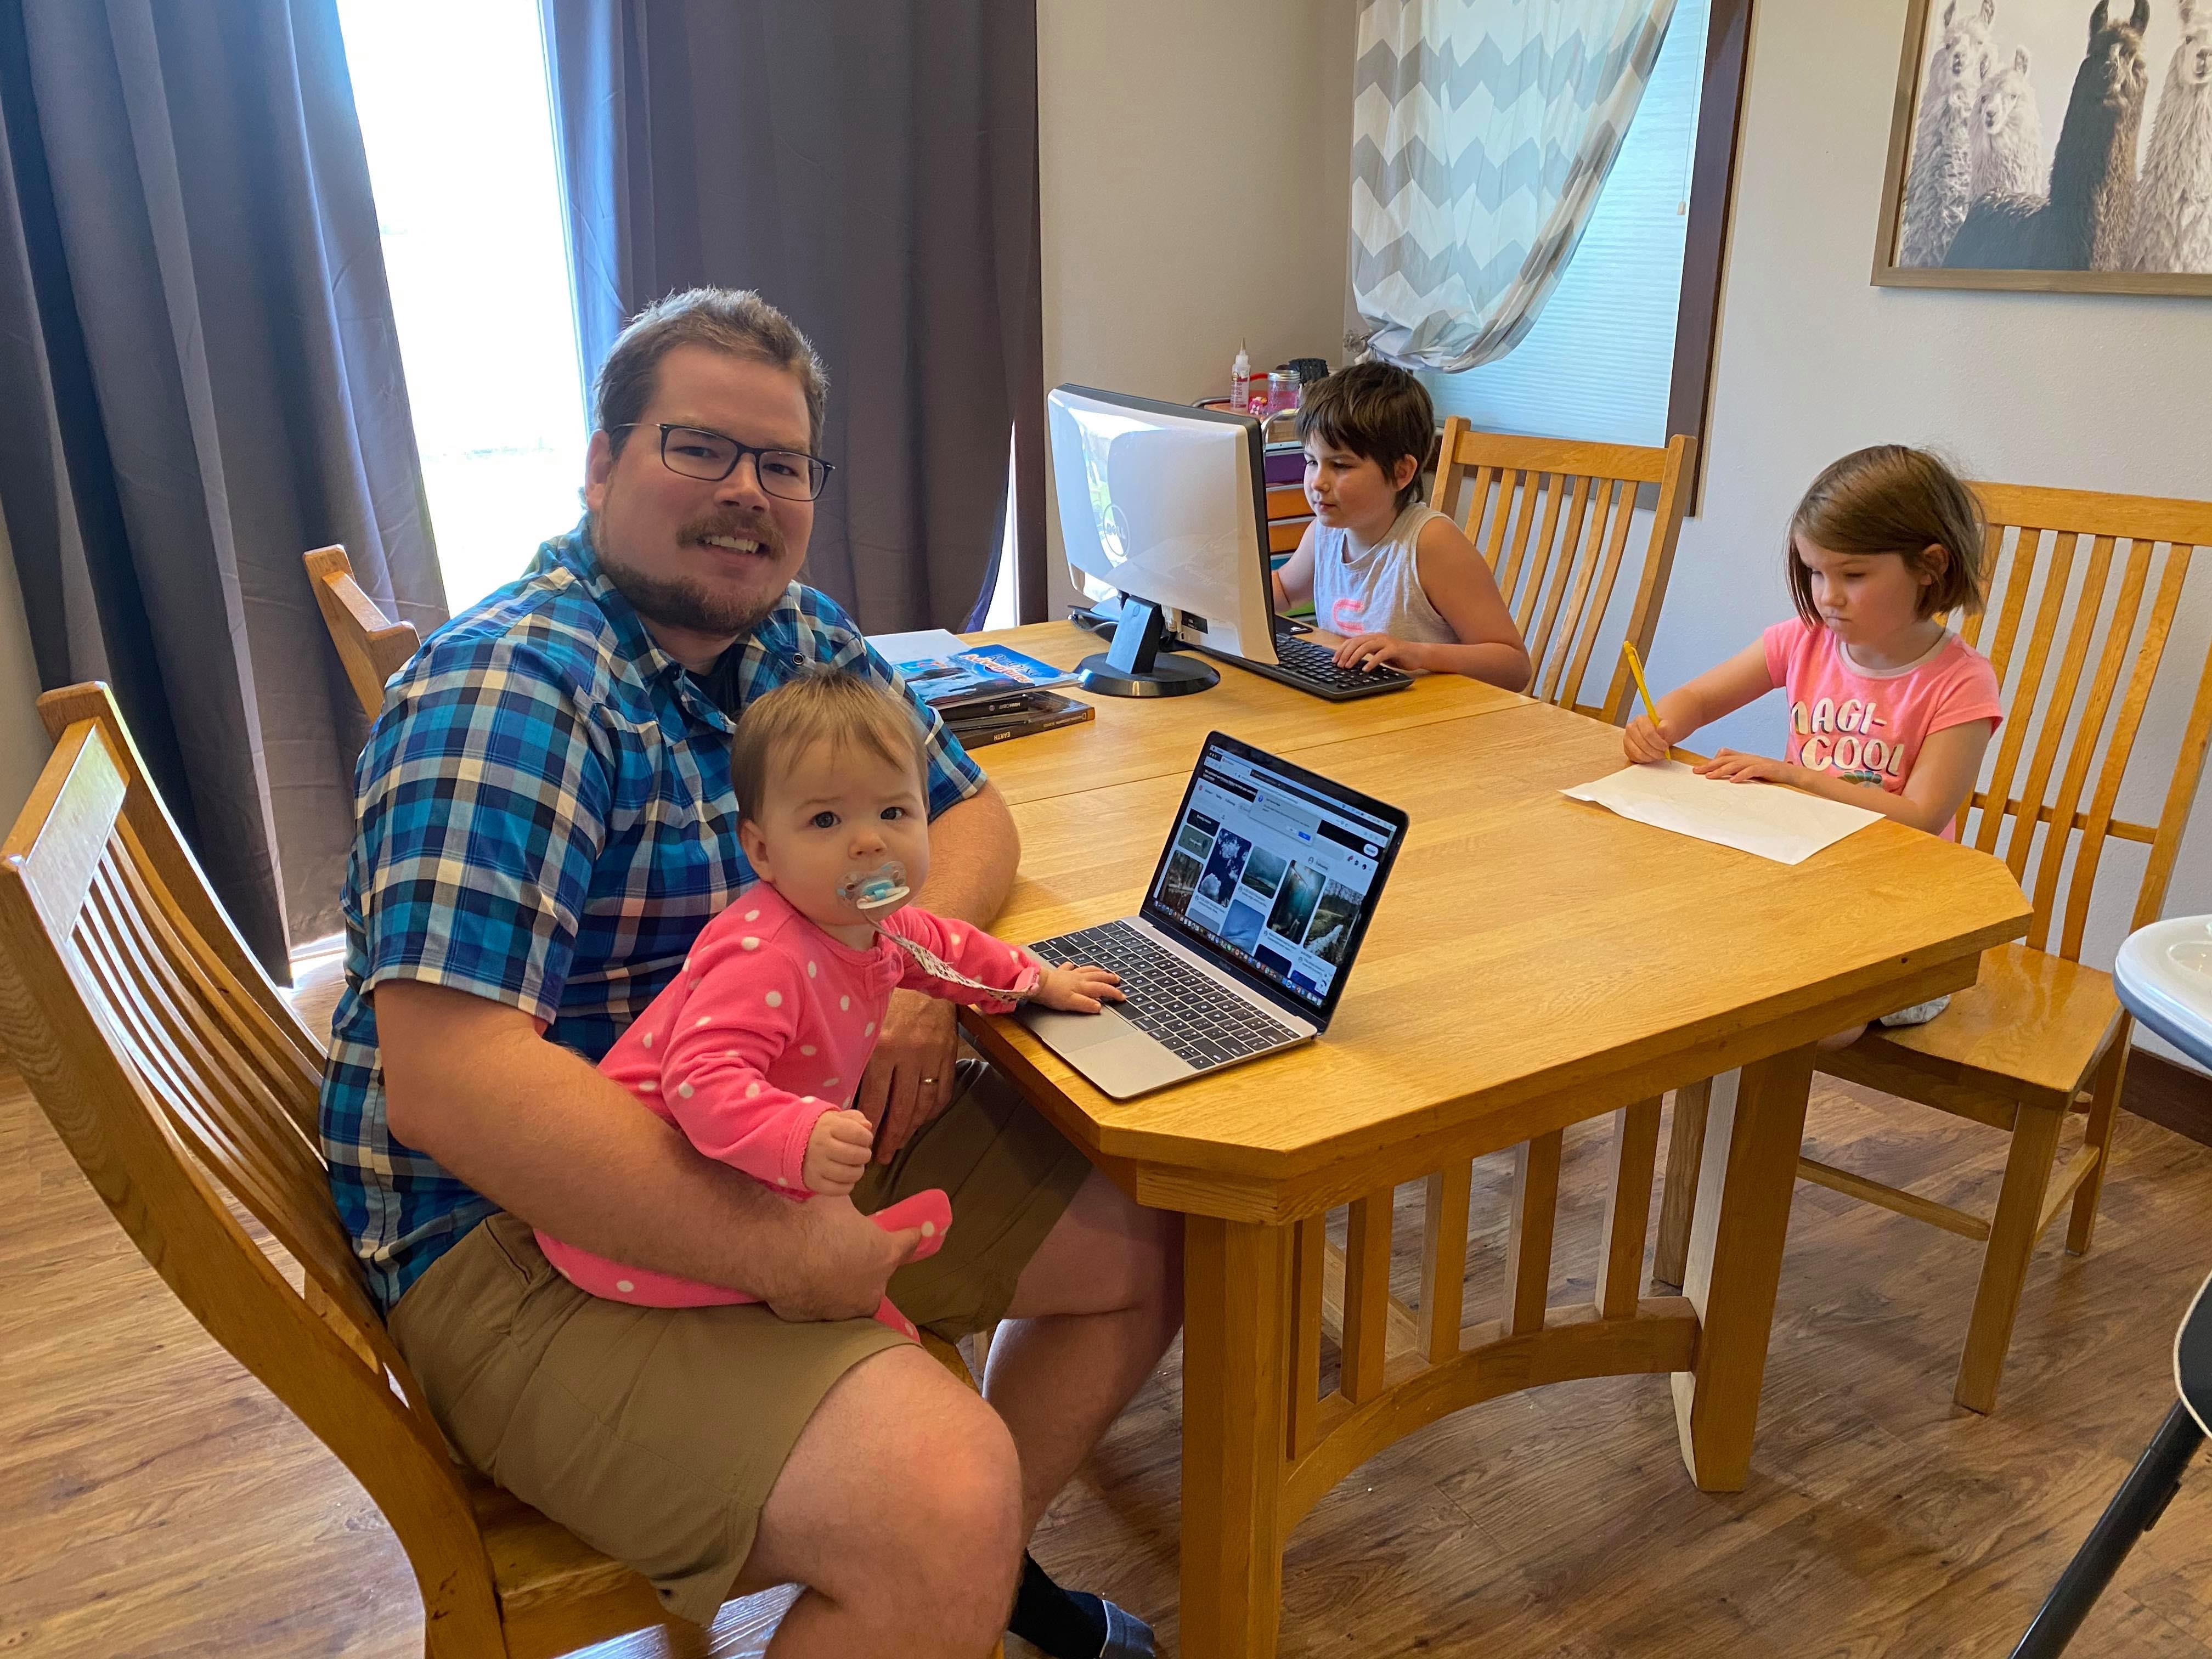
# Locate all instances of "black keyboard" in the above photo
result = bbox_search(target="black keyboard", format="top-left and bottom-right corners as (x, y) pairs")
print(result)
(1029, 921), (1299, 1070)
(1272, 633), (1415, 691)
(1190, 632), (1413, 702)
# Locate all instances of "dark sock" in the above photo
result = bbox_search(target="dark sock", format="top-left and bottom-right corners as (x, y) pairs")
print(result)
(1009, 1550), (1110, 1657)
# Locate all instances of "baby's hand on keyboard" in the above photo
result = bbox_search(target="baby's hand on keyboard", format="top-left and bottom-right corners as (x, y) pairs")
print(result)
(1332, 632), (1425, 673)
(1033, 963), (1126, 1014)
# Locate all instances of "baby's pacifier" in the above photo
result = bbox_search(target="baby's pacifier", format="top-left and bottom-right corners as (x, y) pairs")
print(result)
(837, 859), (911, 916)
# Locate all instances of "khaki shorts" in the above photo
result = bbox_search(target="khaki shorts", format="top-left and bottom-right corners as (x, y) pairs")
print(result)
(386, 1060), (1092, 1626)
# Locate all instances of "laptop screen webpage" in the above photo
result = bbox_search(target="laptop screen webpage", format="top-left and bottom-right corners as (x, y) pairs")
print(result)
(1144, 742), (1400, 1018)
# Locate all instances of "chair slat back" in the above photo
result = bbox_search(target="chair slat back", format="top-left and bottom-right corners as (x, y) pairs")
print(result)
(305, 544), (420, 719)
(0, 682), (498, 1634)
(1956, 483), (2212, 960)
(1428, 421), (1695, 724)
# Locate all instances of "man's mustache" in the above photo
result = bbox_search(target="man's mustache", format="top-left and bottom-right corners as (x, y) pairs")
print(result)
(676, 514), (786, 557)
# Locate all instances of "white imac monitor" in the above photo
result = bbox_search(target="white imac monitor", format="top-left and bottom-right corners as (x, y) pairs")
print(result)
(1046, 383), (1280, 697)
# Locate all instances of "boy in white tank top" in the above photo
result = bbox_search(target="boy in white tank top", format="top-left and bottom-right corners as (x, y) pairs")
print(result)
(1271, 362), (1531, 687)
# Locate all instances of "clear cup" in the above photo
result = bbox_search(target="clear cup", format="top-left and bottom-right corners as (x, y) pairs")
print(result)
(1266, 369), (1301, 418)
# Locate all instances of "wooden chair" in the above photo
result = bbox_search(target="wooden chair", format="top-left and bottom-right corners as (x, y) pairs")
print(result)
(0, 681), (997, 1657)
(305, 544), (420, 718)
(1427, 419), (1696, 724)
(1655, 482), (2212, 1414)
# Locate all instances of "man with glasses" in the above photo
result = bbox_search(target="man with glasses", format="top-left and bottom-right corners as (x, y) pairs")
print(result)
(323, 289), (1173, 1657)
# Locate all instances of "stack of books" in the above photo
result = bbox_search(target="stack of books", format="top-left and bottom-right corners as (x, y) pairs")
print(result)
(875, 635), (1095, 749)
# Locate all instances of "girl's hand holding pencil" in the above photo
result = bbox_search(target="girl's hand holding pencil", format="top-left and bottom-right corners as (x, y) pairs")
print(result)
(1622, 710), (1672, 764)
(1620, 642), (1673, 763)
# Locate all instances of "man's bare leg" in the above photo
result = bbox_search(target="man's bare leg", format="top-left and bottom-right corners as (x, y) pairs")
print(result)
(736, 1343), (1023, 1657)
(985, 1166), (1185, 1533)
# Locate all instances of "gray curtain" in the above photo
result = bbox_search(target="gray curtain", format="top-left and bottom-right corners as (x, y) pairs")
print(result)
(540, 0), (1046, 631)
(0, 0), (445, 975)
(1350, 0), (1677, 371)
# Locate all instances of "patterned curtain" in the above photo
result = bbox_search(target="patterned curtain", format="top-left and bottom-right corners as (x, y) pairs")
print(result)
(1350, 0), (1678, 373)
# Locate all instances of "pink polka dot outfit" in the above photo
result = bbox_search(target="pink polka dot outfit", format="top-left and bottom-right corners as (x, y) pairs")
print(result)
(536, 883), (1042, 1339)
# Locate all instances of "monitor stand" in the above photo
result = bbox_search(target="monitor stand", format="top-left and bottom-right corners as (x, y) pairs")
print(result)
(1076, 597), (1218, 698)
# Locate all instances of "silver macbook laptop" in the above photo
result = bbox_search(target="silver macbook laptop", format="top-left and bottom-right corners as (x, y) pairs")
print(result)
(1019, 731), (1408, 1099)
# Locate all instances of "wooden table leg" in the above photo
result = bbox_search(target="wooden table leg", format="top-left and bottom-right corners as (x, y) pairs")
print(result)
(1181, 1214), (1293, 1659)
(1669, 1047), (1813, 1491)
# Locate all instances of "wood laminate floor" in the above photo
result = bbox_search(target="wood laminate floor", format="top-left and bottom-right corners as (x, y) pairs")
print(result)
(4, 954), (2209, 1656)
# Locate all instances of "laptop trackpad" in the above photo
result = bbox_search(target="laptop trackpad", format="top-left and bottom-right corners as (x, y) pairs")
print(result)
(1022, 1006), (1128, 1053)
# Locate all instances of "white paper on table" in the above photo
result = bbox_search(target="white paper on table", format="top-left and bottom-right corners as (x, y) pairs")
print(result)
(1561, 759), (1882, 866)
(866, 627), (968, 666)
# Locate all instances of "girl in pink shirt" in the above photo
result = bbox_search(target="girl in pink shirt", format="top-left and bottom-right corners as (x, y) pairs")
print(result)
(538, 672), (1122, 1337)
(1622, 445), (2004, 1041)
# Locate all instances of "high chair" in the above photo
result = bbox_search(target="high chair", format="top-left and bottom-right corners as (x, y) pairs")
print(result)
(1654, 481), (2212, 1413)
(0, 680), (998, 1657)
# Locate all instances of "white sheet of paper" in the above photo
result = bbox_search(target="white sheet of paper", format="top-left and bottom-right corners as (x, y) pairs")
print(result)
(1561, 759), (1882, 865)
(866, 627), (968, 666)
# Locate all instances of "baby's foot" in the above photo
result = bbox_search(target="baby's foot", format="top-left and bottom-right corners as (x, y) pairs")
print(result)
(869, 1188), (952, 1261)
(872, 1296), (922, 1340)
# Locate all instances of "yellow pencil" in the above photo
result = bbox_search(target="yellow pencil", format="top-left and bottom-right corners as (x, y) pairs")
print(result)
(1621, 641), (1665, 742)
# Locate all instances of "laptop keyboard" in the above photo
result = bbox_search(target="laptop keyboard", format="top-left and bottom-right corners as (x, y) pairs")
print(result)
(1028, 921), (1300, 1069)
(1269, 633), (1412, 693)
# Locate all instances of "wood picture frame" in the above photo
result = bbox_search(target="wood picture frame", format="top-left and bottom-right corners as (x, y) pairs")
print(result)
(1872, 0), (2212, 296)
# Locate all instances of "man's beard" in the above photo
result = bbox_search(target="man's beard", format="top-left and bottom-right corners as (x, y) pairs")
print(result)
(592, 507), (794, 640)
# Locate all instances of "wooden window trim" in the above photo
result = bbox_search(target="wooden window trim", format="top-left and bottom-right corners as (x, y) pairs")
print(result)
(1664, 0), (1754, 514)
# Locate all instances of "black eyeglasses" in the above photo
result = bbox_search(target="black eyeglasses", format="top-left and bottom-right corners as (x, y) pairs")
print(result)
(613, 423), (834, 501)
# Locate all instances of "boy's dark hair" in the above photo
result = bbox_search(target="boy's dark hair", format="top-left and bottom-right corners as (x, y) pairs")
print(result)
(729, 670), (926, 826)
(1787, 445), (1989, 626)
(1295, 362), (1435, 511)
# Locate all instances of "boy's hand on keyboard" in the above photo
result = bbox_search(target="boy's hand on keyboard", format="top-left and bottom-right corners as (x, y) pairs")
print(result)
(1333, 632), (1423, 673)
(804, 1108), (877, 1196)
(1032, 963), (1126, 1014)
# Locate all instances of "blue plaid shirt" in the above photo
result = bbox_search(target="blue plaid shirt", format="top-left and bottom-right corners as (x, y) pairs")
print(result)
(320, 520), (986, 1312)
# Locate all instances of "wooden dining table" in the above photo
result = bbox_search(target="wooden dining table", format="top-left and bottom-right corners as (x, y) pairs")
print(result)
(950, 622), (2033, 1658)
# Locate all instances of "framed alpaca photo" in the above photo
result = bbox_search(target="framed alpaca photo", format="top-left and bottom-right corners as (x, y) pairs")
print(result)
(1873, 0), (2212, 294)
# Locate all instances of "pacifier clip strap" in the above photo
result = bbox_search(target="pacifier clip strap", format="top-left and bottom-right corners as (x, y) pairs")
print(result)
(839, 859), (1041, 1003)
(876, 927), (1043, 1004)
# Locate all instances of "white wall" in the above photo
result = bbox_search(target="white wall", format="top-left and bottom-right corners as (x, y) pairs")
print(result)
(1657, 2), (2212, 1061)
(0, 515), (48, 826)
(1036, 0), (1359, 616)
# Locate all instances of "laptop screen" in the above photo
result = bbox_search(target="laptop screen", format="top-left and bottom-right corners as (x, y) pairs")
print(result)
(1142, 735), (1406, 1020)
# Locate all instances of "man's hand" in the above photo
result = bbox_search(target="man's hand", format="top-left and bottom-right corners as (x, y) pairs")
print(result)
(764, 1194), (926, 1322)
(856, 990), (960, 1163)
(1332, 632), (1427, 673)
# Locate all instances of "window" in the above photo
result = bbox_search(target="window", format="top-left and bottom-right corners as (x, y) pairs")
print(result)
(1419, 0), (1713, 449)
(337, 0), (588, 612)
(986, 432), (1019, 629)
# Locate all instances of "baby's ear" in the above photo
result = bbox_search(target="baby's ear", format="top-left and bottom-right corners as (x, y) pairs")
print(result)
(738, 816), (771, 878)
